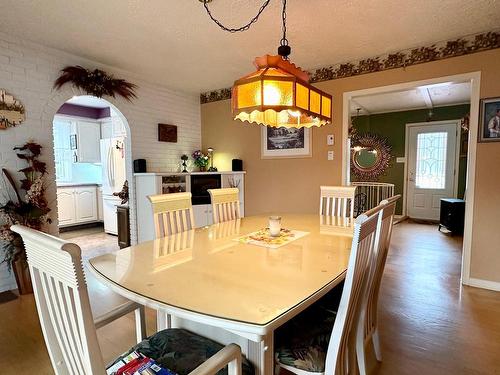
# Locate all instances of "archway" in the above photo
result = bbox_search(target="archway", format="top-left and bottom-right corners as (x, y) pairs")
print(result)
(41, 88), (137, 246)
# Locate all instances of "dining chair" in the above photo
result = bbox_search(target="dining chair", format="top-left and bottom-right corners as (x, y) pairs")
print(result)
(11, 224), (244, 375)
(148, 192), (195, 238)
(148, 192), (195, 330)
(320, 186), (357, 219)
(276, 203), (384, 375)
(356, 195), (400, 375)
(208, 188), (241, 224)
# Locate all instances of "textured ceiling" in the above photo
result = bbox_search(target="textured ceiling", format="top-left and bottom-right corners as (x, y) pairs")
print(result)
(351, 82), (471, 114)
(1, 0), (499, 93)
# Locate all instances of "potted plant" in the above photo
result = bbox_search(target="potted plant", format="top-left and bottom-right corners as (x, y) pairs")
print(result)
(0, 141), (51, 294)
(191, 150), (209, 172)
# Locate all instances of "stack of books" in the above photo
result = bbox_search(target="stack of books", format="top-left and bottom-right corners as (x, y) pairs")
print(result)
(107, 351), (177, 375)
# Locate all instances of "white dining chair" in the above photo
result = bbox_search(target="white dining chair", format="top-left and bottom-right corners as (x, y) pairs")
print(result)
(276, 202), (384, 375)
(148, 192), (195, 238)
(320, 186), (357, 219)
(356, 195), (400, 375)
(148, 192), (195, 330)
(208, 188), (241, 224)
(11, 224), (243, 375)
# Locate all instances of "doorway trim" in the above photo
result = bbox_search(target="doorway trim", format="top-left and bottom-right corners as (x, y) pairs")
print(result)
(403, 120), (462, 219)
(342, 71), (481, 287)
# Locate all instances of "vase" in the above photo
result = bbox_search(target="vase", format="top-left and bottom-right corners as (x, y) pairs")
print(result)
(12, 253), (33, 295)
(199, 166), (206, 172)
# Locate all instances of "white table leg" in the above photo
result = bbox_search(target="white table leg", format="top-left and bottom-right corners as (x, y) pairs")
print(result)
(156, 309), (171, 331)
(247, 331), (274, 375)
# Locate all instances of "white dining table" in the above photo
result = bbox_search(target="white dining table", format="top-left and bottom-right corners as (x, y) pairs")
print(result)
(88, 214), (353, 375)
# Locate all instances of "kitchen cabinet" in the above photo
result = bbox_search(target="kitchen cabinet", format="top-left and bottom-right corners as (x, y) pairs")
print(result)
(101, 116), (126, 139)
(72, 120), (101, 163)
(193, 205), (214, 228)
(56, 186), (98, 227)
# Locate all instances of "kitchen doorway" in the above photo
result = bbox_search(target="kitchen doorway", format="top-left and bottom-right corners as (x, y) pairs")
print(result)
(52, 95), (131, 257)
(405, 120), (460, 221)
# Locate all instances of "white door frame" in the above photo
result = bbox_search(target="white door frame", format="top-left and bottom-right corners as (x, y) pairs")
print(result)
(403, 120), (462, 219)
(342, 71), (481, 287)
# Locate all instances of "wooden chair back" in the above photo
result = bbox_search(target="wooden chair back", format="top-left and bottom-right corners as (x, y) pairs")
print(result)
(324, 204), (384, 375)
(11, 225), (105, 375)
(148, 192), (195, 238)
(320, 186), (357, 219)
(208, 188), (240, 224)
(362, 195), (400, 345)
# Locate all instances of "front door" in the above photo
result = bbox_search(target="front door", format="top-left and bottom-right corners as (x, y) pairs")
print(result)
(407, 122), (459, 220)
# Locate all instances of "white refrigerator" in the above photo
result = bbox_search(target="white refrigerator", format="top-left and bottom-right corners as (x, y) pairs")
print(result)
(100, 138), (126, 235)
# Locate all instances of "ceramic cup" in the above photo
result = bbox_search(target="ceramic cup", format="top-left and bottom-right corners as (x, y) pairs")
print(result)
(269, 216), (282, 237)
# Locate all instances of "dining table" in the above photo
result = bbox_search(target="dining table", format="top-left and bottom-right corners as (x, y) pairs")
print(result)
(88, 214), (354, 375)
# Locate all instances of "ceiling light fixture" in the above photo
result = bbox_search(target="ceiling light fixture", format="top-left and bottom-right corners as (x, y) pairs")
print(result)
(202, 0), (332, 128)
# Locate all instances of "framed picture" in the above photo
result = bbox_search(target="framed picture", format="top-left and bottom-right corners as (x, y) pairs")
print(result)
(69, 134), (77, 150)
(479, 97), (500, 142)
(158, 123), (177, 142)
(261, 126), (312, 159)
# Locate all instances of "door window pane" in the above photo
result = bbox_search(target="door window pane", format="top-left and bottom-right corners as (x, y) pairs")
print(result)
(415, 132), (448, 189)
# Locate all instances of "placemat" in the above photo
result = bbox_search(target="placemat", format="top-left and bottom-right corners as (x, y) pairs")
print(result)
(234, 228), (309, 249)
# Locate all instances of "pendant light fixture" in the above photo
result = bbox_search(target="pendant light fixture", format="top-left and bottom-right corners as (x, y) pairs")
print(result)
(202, 0), (332, 128)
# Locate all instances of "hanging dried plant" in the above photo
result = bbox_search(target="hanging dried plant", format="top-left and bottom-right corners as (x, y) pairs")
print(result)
(53, 66), (137, 101)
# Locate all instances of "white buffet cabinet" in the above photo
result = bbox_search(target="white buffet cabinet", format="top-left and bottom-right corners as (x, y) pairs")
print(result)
(135, 172), (245, 243)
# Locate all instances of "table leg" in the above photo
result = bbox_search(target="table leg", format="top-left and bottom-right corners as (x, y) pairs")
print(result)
(156, 310), (171, 331)
(247, 331), (274, 375)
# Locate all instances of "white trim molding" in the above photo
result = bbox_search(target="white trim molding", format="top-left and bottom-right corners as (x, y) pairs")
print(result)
(465, 278), (500, 292)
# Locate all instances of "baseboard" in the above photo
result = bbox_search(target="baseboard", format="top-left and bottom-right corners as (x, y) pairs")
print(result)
(464, 277), (500, 292)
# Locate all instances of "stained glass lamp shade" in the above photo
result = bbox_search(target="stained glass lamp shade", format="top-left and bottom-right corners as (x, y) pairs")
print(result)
(232, 55), (332, 128)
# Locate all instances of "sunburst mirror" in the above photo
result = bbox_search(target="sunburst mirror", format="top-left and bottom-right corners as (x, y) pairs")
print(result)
(350, 133), (392, 181)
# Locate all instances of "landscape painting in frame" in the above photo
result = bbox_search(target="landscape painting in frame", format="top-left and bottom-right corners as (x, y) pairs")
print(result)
(479, 97), (500, 142)
(261, 126), (312, 158)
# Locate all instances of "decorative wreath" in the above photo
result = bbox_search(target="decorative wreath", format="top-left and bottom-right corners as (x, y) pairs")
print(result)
(350, 133), (392, 181)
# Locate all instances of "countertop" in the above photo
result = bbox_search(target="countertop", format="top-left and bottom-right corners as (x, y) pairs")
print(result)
(56, 182), (102, 187)
(134, 171), (246, 176)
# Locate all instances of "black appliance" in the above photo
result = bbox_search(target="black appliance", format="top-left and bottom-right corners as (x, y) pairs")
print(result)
(232, 159), (243, 172)
(190, 174), (221, 205)
(134, 159), (146, 173)
(438, 198), (465, 235)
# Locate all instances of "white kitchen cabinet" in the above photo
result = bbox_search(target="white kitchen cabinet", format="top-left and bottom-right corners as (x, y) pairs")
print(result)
(193, 205), (214, 228)
(101, 116), (126, 139)
(75, 187), (98, 222)
(97, 187), (103, 221)
(56, 185), (99, 227)
(72, 120), (101, 163)
(56, 187), (77, 226)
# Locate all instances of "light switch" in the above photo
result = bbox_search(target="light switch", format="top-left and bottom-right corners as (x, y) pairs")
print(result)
(396, 157), (406, 163)
(328, 150), (334, 160)
(327, 134), (334, 145)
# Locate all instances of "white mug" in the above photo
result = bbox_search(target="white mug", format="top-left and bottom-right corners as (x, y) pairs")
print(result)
(269, 216), (282, 237)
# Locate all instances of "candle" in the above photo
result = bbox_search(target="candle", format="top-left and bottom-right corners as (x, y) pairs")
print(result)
(269, 216), (281, 237)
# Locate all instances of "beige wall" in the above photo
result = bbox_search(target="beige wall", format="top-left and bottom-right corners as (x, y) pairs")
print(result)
(201, 48), (500, 285)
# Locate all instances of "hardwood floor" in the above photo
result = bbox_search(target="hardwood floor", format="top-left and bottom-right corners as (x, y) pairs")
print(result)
(0, 221), (499, 374)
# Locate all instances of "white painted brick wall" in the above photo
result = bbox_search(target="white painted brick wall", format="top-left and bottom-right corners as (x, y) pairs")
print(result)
(0, 32), (201, 292)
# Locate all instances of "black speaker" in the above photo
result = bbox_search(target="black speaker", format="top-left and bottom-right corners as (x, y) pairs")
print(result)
(232, 159), (243, 171)
(134, 159), (146, 173)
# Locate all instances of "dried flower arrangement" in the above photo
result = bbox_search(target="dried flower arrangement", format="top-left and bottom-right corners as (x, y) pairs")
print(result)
(54, 65), (137, 101)
(0, 142), (51, 274)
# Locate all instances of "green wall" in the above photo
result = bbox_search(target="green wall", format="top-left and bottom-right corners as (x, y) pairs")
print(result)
(352, 104), (470, 214)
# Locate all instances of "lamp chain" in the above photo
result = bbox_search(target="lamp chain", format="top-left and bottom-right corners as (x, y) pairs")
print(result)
(202, 0), (272, 33)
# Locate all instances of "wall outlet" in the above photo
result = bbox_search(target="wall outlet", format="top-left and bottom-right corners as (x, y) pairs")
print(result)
(328, 150), (334, 160)
(327, 134), (334, 145)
